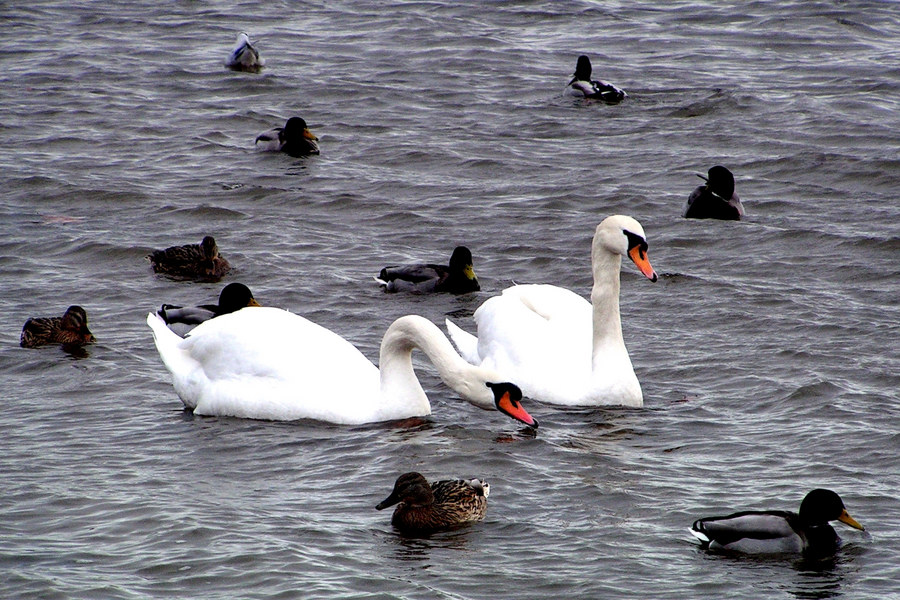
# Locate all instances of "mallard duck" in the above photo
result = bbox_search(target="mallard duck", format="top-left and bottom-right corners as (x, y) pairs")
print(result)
(446, 215), (657, 407)
(683, 165), (745, 220)
(690, 489), (865, 555)
(224, 32), (265, 73)
(157, 282), (260, 337)
(255, 117), (320, 157)
(147, 235), (232, 282)
(147, 308), (537, 426)
(376, 472), (490, 534)
(376, 246), (480, 294)
(566, 55), (627, 103)
(20, 305), (96, 348)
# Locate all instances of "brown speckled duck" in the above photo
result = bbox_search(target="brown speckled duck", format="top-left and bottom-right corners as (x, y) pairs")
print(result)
(148, 236), (232, 282)
(376, 472), (489, 534)
(20, 305), (96, 348)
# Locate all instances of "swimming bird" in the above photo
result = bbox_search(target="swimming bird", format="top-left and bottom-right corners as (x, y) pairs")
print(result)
(147, 236), (232, 282)
(20, 305), (96, 348)
(157, 282), (260, 337)
(147, 307), (537, 426)
(376, 472), (489, 534)
(566, 55), (627, 103)
(690, 489), (865, 555)
(446, 215), (657, 407)
(376, 246), (480, 294)
(225, 32), (265, 72)
(683, 165), (744, 220)
(255, 117), (320, 157)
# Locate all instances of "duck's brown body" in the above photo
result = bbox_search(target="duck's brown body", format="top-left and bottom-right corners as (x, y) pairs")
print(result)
(148, 236), (231, 282)
(377, 472), (489, 534)
(20, 306), (95, 348)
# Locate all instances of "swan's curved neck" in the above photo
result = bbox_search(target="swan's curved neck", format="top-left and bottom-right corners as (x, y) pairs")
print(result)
(378, 316), (495, 413)
(590, 243), (625, 361)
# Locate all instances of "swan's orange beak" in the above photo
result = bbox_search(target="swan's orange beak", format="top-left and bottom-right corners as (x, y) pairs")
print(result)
(488, 382), (538, 428)
(839, 509), (865, 531)
(628, 245), (658, 282)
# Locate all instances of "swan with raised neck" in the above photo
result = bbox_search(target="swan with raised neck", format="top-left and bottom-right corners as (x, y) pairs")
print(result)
(446, 215), (656, 407)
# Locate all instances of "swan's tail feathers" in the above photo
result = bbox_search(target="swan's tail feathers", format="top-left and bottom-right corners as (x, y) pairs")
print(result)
(146, 312), (190, 378)
(445, 318), (480, 365)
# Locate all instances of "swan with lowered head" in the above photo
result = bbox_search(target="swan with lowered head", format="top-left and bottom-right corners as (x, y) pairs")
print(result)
(446, 215), (656, 408)
(147, 307), (537, 426)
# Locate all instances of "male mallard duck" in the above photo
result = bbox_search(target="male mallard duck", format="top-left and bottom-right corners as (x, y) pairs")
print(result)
(157, 282), (260, 337)
(225, 32), (265, 72)
(446, 215), (657, 407)
(566, 55), (627, 103)
(147, 308), (537, 426)
(255, 117), (319, 157)
(376, 246), (480, 294)
(683, 165), (745, 220)
(147, 235), (232, 282)
(376, 472), (490, 534)
(690, 489), (865, 555)
(20, 305), (96, 348)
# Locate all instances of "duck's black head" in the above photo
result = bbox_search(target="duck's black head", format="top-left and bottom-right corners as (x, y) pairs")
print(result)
(217, 283), (259, 312)
(574, 55), (593, 80)
(799, 489), (864, 530)
(700, 165), (736, 200)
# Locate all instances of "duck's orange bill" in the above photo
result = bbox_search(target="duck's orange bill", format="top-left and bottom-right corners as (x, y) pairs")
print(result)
(247, 298), (261, 307)
(497, 392), (538, 428)
(628, 246), (658, 282)
(839, 509), (865, 530)
(303, 128), (319, 141)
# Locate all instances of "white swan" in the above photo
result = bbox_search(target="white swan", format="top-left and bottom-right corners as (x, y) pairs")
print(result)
(446, 215), (657, 408)
(147, 307), (537, 426)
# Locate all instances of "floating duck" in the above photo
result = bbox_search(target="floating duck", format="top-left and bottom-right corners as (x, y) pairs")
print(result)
(255, 117), (319, 157)
(225, 33), (265, 72)
(147, 235), (232, 282)
(566, 55), (626, 103)
(690, 489), (865, 555)
(376, 472), (489, 534)
(376, 246), (480, 294)
(683, 165), (744, 220)
(147, 307), (537, 426)
(20, 305), (96, 348)
(157, 282), (260, 337)
(447, 215), (657, 407)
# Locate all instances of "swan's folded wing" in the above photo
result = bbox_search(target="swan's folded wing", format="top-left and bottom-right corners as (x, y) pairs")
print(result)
(445, 318), (481, 365)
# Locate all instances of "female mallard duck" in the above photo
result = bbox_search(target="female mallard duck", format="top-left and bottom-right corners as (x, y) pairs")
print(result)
(376, 246), (480, 294)
(147, 307), (537, 426)
(446, 215), (657, 407)
(157, 282), (260, 337)
(255, 117), (320, 157)
(225, 32), (265, 72)
(376, 472), (490, 534)
(20, 305), (96, 348)
(683, 165), (745, 221)
(147, 235), (232, 282)
(566, 55), (627, 103)
(690, 489), (865, 555)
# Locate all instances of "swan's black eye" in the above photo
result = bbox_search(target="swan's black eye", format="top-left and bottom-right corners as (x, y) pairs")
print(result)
(623, 230), (648, 254)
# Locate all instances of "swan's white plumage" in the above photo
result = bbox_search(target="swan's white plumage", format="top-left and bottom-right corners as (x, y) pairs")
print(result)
(147, 307), (528, 425)
(446, 215), (655, 408)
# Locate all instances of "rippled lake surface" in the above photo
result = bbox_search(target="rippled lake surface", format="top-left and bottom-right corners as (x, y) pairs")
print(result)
(2, 1), (899, 598)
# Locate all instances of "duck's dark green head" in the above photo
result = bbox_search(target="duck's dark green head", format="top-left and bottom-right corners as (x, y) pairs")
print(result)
(799, 489), (864, 530)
